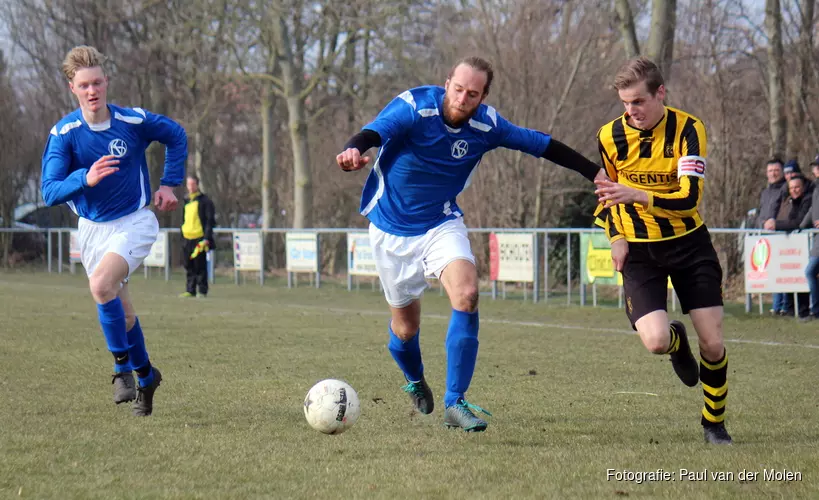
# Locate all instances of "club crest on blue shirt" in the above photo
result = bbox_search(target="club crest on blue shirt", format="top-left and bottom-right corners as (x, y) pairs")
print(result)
(108, 138), (128, 158)
(451, 140), (468, 159)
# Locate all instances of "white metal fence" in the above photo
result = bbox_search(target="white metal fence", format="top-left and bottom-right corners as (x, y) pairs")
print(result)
(1, 226), (815, 315)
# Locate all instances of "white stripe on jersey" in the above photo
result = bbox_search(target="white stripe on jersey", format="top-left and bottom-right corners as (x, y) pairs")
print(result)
(114, 111), (144, 125)
(418, 108), (439, 117)
(360, 148), (387, 217)
(59, 120), (82, 135)
(468, 119), (492, 132)
(486, 106), (498, 126)
(138, 168), (147, 209)
(398, 91), (416, 110)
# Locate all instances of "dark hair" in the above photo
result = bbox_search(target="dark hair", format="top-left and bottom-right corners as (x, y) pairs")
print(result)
(766, 158), (783, 167)
(448, 56), (494, 95)
(789, 174), (806, 185)
(613, 56), (664, 94)
(187, 175), (200, 183)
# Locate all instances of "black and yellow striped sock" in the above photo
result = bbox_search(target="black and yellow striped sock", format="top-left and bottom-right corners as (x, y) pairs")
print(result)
(700, 349), (728, 426)
(663, 323), (681, 354)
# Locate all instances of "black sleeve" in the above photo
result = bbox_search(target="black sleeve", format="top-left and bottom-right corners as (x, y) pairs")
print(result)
(343, 129), (382, 154)
(541, 139), (602, 182)
(199, 195), (216, 246)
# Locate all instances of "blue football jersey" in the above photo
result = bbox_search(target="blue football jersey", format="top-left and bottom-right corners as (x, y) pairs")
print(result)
(41, 104), (187, 222)
(359, 85), (550, 236)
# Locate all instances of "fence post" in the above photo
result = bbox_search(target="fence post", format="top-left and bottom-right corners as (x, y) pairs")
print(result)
(543, 234), (549, 304)
(315, 233), (320, 289)
(566, 233), (571, 306)
(57, 229), (63, 274)
(165, 231), (171, 282)
(533, 232), (539, 304)
(47, 230), (52, 273)
(259, 230), (265, 286)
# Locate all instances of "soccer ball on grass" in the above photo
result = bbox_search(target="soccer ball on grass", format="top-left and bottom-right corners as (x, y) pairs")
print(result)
(303, 379), (361, 434)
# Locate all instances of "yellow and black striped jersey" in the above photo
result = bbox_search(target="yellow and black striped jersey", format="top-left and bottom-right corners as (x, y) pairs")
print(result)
(593, 106), (707, 242)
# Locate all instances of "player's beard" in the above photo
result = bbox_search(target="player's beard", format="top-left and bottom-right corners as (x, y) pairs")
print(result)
(442, 94), (478, 128)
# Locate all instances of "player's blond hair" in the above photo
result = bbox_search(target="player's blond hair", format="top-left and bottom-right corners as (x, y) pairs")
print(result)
(613, 56), (664, 95)
(61, 45), (107, 81)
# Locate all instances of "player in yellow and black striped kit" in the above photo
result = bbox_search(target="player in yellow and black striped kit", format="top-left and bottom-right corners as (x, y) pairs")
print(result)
(593, 57), (731, 445)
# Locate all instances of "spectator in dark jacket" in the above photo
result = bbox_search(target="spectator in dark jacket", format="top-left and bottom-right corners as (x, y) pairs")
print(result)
(766, 175), (812, 232)
(757, 158), (786, 228)
(800, 161), (819, 320)
(765, 174), (813, 317)
(179, 175), (216, 298)
(780, 159), (814, 201)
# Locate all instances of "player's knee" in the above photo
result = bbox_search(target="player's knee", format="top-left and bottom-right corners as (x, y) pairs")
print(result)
(88, 275), (117, 303)
(450, 285), (479, 312)
(698, 336), (725, 361)
(641, 330), (670, 354)
(391, 319), (420, 340)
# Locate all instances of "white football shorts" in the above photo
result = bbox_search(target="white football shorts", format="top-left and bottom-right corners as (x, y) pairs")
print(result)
(78, 208), (159, 279)
(369, 218), (475, 308)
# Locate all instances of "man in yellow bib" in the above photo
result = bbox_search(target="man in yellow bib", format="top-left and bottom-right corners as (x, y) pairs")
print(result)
(180, 175), (215, 297)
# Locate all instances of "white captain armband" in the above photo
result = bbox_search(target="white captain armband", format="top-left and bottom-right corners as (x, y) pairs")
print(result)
(677, 155), (706, 178)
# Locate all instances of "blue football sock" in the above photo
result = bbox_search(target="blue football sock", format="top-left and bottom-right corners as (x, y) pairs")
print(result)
(387, 325), (423, 383)
(444, 309), (479, 408)
(136, 366), (155, 388)
(127, 317), (150, 374)
(97, 298), (128, 365)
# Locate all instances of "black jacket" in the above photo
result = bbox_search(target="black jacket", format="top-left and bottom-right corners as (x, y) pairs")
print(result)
(774, 193), (812, 232)
(182, 192), (216, 247)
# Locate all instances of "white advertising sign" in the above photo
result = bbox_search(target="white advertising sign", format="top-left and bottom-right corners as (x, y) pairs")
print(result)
(234, 232), (262, 271)
(744, 234), (810, 293)
(347, 232), (378, 277)
(489, 232), (535, 283)
(143, 231), (167, 268)
(286, 232), (318, 272)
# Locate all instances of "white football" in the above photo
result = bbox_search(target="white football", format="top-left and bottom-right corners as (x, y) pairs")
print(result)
(303, 379), (361, 434)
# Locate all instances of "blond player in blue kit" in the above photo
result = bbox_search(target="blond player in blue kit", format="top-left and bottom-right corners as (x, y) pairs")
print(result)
(41, 46), (187, 416)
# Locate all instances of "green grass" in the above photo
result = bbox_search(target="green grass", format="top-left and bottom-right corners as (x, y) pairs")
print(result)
(1, 271), (818, 499)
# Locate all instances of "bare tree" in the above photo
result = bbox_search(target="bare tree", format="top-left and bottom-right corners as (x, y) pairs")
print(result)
(766, 0), (787, 158)
(787, 0), (814, 158)
(615, 0), (640, 58)
(645, 0), (677, 79)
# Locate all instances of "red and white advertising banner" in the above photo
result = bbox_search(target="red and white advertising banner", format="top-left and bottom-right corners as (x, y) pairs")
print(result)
(489, 232), (535, 283)
(744, 234), (810, 293)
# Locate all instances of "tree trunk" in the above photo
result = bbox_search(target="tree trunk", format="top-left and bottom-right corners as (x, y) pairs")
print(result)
(766, 0), (786, 158)
(614, 0), (640, 58)
(261, 88), (276, 229)
(286, 93), (313, 229)
(193, 130), (203, 188)
(273, 14), (313, 229)
(787, 0), (813, 157)
(646, 0), (677, 80)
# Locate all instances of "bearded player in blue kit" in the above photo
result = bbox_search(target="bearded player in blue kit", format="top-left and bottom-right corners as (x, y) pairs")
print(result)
(337, 56), (607, 431)
(41, 46), (187, 416)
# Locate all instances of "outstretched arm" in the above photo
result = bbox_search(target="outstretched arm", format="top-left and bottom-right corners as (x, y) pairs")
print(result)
(540, 139), (606, 182)
(338, 91), (416, 172)
(494, 114), (604, 182)
(336, 129), (382, 171)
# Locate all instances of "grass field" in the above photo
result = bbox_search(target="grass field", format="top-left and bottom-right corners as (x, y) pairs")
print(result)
(1, 271), (818, 499)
